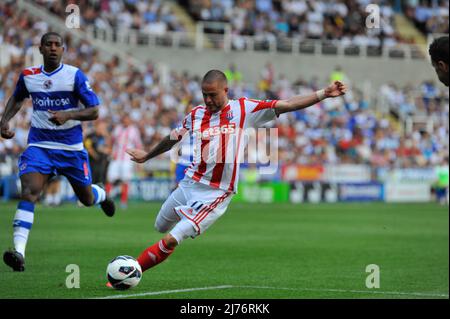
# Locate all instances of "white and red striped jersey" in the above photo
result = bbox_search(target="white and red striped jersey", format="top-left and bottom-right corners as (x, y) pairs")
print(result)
(171, 97), (278, 193)
(112, 124), (143, 161)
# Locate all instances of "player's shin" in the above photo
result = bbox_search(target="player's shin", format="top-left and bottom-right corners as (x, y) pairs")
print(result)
(136, 222), (194, 272)
(13, 201), (35, 257)
(105, 183), (112, 195)
(136, 239), (174, 272)
(120, 183), (129, 207)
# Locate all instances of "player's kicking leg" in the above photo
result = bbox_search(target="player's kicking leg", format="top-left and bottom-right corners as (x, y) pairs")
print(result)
(3, 172), (50, 272)
(106, 186), (185, 287)
(135, 179), (233, 273)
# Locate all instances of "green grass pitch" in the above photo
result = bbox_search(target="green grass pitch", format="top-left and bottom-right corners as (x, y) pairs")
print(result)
(0, 201), (448, 299)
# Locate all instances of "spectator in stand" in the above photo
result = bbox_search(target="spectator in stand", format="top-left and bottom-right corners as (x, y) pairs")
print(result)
(84, 120), (111, 185)
(183, 0), (404, 50)
(224, 63), (242, 86)
(35, 0), (186, 34)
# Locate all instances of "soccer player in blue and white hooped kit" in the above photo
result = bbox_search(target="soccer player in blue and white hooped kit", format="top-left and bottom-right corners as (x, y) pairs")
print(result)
(0, 32), (115, 272)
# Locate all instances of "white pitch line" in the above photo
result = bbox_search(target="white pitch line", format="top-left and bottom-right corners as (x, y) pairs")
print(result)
(94, 285), (234, 299)
(95, 284), (448, 299)
(236, 285), (449, 298)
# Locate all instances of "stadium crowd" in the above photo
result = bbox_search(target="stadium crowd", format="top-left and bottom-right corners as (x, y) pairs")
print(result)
(404, 0), (449, 35)
(34, 0), (186, 35)
(183, 0), (409, 48)
(1, 1), (449, 182)
(29, 0), (448, 51)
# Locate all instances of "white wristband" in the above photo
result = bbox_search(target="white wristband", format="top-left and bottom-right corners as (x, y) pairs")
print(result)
(315, 89), (326, 101)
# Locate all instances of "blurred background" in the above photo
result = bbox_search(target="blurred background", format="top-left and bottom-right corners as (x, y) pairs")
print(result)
(0, 0), (448, 206)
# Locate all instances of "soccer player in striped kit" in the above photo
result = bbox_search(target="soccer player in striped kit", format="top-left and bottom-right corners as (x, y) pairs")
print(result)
(106, 114), (142, 209)
(124, 70), (347, 278)
(0, 32), (115, 272)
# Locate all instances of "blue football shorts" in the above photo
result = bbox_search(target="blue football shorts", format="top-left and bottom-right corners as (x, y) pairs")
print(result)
(18, 146), (92, 186)
(175, 163), (189, 183)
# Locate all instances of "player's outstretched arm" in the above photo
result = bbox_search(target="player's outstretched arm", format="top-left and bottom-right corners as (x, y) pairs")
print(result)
(274, 81), (347, 116)
(127, 134), (179, 163)
(48, 107), (99, 126)
(0, 95), (26, 139)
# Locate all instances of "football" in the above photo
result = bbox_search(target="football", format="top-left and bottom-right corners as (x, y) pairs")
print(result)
(106, 255), (142, 290)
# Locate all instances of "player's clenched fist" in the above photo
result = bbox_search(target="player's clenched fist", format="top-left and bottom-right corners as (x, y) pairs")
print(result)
(0, 122), (15, 139)
(126, 148), (149, 163)
(325, 81), (347, 98)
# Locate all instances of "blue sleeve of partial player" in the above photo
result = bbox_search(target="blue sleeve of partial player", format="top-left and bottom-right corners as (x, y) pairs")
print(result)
(74, 69), (99, 108)
(13, 74), (30, 101)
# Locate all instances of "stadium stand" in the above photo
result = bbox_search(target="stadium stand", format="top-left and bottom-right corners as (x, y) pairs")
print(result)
(0, 0), (448, 202)
(35, 0), (187, 34)
(403, 0), (449, 35)
(26, 0), (429, 59)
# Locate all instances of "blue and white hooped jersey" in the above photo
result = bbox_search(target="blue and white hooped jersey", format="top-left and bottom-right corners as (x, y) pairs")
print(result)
(178, 133), (194, 166)
(13, 63), (99, 151)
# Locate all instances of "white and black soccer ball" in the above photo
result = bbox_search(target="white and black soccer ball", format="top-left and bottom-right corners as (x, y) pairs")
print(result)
(106, 255), (142, 290)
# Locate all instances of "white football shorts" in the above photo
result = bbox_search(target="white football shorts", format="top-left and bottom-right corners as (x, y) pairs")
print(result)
(155, 177), (233, 244)
(107, 160), (134, 182)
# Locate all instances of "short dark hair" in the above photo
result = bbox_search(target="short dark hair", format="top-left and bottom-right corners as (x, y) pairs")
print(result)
(40, 32), (63, 46)
(429, 36), (449, 64)
(202, 70), (228, 84)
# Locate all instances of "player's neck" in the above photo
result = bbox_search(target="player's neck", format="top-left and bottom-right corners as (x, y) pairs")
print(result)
(43, 63), (61, 74)
(205, 99), (229, 114)
(216, 99), (230, 113)
(223, 98), (229, 108)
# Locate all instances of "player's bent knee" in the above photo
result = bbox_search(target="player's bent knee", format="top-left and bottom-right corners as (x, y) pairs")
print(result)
(154, 222), (164, 233)
(154, 220), (170, 234)
(154, 209), (178, 233)
(21, 186), (42, 203)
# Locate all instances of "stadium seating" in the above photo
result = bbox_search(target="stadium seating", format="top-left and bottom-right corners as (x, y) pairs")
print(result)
(34, 0), (187, 34)
(403, 0), (449, 35)
(0, 0), (448, 183)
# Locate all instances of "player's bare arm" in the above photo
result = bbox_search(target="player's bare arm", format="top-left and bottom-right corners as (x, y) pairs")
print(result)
(274, 81), (347, 116)
(127, 134), (179, 163)
(0, 95), (26, 139)
(48, 107), (99, 126)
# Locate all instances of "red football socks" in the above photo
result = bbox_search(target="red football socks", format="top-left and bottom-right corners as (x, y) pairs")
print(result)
(137, 240), (174, 272)
(105, 183), (112, 195)
(120, 183), (128, 206)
